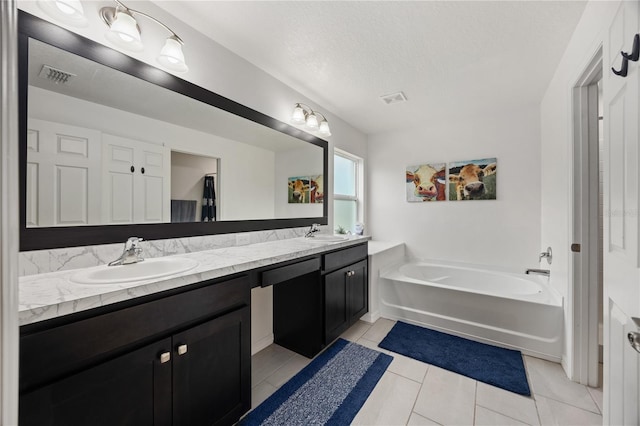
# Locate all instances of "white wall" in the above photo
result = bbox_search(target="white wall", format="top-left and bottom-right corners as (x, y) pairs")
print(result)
(368, 106), (541, 271)
(540, 0), (619, 376)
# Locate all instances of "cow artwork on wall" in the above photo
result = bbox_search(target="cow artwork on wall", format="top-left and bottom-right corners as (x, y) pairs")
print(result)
(288, 175), (323, 204)
(288, 176), (311, 203)
(448, 158), (497, 201)
(406, 163), (446, 202)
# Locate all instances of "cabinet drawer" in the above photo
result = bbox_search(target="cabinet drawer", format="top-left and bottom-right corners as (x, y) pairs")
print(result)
(20, 275), (250, 392)
(323, 244), (367, 272)
(261, 258), (320, 287)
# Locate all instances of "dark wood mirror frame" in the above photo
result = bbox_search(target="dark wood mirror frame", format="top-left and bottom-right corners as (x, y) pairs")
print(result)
(18, 11), (328, 251)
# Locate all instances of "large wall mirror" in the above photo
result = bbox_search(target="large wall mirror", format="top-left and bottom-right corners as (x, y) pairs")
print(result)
(19, 11), (328, 251)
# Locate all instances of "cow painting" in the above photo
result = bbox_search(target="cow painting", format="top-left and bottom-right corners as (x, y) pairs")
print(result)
(448, 158), (497, 201)
(406, 163), (446, 202)
(310, 175), (323, 203)
(288, 177), (311, 203)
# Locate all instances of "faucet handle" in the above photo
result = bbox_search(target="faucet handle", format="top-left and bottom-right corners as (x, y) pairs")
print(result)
(124, 236), (143, 250)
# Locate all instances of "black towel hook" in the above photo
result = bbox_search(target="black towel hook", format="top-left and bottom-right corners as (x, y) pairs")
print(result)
(622, 34), (640, 62)
(612, 56), (629, 77)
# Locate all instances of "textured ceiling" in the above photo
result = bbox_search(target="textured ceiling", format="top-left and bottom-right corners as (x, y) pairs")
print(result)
(155, 1), (587, 135)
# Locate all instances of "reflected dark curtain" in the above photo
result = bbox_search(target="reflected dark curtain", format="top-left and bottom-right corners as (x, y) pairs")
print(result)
(201, 175), (216, 222)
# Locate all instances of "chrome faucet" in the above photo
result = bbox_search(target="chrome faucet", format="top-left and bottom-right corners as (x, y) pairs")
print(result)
(539, 246), (552, 264)
(109, 237), (144, 266)
(305, 223), (321, 238)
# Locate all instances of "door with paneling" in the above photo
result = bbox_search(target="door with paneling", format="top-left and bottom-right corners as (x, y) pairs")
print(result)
(602, 1), (640, 423)
(102, 134), (170, 224)
(26, 119), (101, 227)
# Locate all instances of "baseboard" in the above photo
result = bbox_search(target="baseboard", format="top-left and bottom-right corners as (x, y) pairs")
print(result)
(251, 333), (274, 355)
(360, 311), (380, 324)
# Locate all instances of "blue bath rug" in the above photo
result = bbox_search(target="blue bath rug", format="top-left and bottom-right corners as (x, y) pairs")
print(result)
(240, 339), (392, 426)
(379, 322), (531, 396)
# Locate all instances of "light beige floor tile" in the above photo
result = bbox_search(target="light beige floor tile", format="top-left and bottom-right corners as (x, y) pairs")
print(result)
(474, 406), (530, 425)
(351, 372), (421, 426)
(356, 337), (392, 354)
(340, 320), (372, 342)
(251, 380), (277, 409)
(535, 395), (603, 425)
(264, 353), (310, 388)
(386, 351), (429, 383)
(476, 382), (539, 425)
(586, 386), (603, 414)
(524, 356), (599, 413)
(251, 344), (297, 386)
(361, 318), (397, 344)
(414, 365), (477, 425)
(407, 412), (443, 425)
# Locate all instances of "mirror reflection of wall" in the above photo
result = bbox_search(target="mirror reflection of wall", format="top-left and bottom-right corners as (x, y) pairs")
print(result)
(170, 152), (220, 223)
(26, 38), (323, 227)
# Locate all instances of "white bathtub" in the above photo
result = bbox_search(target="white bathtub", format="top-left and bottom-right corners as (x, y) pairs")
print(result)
(380, 261), (564, 361)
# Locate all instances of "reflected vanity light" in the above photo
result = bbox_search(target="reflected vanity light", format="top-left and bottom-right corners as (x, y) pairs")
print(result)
(99, 0), (189, 73)
(37, 0), (88, 27)
(291, 103), (331, 137)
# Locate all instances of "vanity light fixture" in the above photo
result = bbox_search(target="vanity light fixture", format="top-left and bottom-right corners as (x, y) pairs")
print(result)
(291, 103), (331, 137)
(100, 0), (189, 73)
(37, 0), (88, 27)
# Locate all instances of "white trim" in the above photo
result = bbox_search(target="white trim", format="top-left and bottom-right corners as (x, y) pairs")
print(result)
(571, 47), (603, 387)
(1, 1), (20, 423)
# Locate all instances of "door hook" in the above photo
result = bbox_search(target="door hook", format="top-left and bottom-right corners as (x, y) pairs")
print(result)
(612, 57), (629, 77)
(621, 34), (640, 62)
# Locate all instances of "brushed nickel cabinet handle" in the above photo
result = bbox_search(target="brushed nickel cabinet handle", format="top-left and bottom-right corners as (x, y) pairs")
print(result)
(177, 344), (188, 355)
(159, 352), (171, 364)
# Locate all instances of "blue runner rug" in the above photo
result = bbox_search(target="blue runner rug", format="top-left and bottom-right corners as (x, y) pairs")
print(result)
(379, 322), (531, 396)
(240, 339), (393, 426)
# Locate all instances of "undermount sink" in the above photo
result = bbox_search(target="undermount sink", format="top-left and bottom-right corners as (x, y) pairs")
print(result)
(70, 257), (199, 285)
(305, 235), (349, 243)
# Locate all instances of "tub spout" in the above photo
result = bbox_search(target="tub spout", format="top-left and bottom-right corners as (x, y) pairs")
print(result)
(526, 268), (550, 277)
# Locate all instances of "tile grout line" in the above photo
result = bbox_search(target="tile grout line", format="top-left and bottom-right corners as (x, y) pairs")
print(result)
(475, 403), (535, 426)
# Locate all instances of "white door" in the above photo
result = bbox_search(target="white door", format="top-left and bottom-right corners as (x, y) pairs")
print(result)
(603, 1), (640, 424)
(102, 134), (170, 224)
(26, 119), (101, 227)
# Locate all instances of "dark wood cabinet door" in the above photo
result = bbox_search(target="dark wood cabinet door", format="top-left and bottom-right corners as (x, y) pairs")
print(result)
(348, 260), (368, 323)
(172, 307), (250, 426)
(324, 268), (349, 344)
(19, 337), (172, 426)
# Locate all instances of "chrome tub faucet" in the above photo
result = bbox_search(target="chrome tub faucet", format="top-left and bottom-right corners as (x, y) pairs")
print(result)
(109, 237), (144, 266)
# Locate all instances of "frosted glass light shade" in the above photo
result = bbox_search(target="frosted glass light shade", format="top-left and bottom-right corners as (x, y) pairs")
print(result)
(38, 0), (88, 27)
(305, 112), (319, 129)
(157, 36), (189, 73)
(318, 120), (331, 137)
(291, 104), (306, 124)
(105, 10), (143, 52)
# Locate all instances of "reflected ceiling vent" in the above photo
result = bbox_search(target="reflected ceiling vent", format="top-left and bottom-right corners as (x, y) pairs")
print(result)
(380, 91), (407, 105)
(39, 65), (76, 85)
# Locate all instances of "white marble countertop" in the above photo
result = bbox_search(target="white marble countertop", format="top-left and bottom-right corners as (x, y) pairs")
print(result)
(19, 235), (370, 326)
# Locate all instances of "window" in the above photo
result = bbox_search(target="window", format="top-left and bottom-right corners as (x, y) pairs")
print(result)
(333, 149), (362, 233)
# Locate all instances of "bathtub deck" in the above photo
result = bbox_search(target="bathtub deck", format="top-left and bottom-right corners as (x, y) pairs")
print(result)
(249, 319), (603, 425)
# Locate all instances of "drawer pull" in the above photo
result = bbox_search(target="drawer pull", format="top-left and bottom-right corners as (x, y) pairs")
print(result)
(177, 344), (188, 355)
(346, 270), (355, 277)
(159, 351), (171, 364)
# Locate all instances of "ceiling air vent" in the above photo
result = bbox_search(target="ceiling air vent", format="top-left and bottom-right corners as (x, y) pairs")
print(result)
(39, 65), (76, 85)
(380, 91), (407, 105)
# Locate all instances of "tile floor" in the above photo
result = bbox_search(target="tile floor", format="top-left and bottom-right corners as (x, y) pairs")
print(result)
(250, 318), (604, 425)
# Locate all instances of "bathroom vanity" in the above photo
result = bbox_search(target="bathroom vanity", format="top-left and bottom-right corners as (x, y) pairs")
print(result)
(18, 237), (369, 426)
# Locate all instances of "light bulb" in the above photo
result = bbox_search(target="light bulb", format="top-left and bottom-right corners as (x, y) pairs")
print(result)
(105, 10), (144, 52)
(291, 104), (306, 124)
(306, 112), (319, 129)
(318, 120), (331, 137)
(157, 36), (189, 73)
(38, 0), (88, 27)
